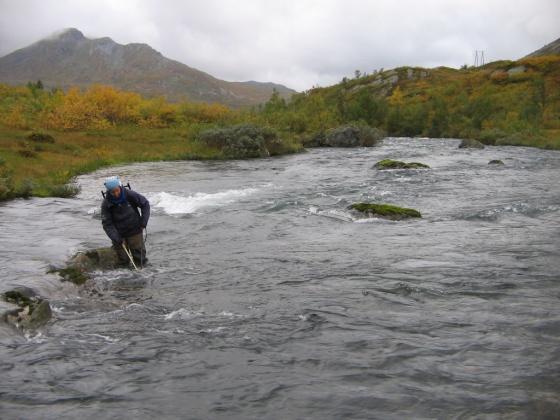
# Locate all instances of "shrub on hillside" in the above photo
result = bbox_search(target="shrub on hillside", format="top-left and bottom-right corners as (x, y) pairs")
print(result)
(48, 184), (81, 198)
(476, 128), (508, 145)
(0, 171), (32, 200)
(197, 124), (281, 158)
(305, 123), (385, 147)
(494, 130), (547, 147)
(0, 170), (14, 200)
(18, 179), (33, 198)
(18, 149), (37, 158)
(27, 132), (55, 143)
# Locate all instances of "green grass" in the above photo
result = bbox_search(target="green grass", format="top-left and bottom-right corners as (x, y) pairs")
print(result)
(0, 124), (303, 200)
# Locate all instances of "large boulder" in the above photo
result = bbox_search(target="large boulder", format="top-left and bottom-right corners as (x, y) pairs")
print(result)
(305, 124), (385, 148)
(349, 203), (422, 220)
(71, 247), (122, 271)
(374, 159), (430, 169)
(458, 138), (485, 149)
(49, 247), (123, 285)
(2, 286), (52, 330)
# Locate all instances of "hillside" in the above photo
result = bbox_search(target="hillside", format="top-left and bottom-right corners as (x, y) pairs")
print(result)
(525, 37), (560, 57)
(0, 28), (295, 108)
(257, 55), (560, 148)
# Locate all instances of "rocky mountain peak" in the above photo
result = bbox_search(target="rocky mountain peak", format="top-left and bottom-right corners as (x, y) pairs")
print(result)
(525, 36), (560, 57)
(51, 28), (85, 42)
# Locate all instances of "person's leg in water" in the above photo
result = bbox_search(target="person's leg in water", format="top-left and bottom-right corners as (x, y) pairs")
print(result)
(112, 241), (131, 266)
(125, 232), (147, 266)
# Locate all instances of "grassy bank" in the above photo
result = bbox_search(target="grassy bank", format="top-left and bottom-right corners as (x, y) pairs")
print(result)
(0, 124), (302, 200)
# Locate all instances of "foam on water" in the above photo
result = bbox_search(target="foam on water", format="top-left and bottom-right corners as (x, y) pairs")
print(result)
(150, 187), (260, 215)
(164, 308), (203, 320)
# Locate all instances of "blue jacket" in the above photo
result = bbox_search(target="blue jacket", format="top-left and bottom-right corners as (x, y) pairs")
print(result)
(101, 189), (150, 243)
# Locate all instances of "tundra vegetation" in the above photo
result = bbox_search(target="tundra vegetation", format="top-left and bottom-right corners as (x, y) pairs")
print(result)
(1, 55), (559, 200)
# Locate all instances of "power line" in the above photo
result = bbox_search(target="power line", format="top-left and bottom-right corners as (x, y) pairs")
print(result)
(474, 50), (485, 67)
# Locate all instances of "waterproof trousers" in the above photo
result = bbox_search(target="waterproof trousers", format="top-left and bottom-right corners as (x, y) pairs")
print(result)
(112, 232), (147, 267)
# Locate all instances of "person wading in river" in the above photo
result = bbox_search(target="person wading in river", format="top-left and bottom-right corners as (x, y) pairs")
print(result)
(101, 176), (150, 267)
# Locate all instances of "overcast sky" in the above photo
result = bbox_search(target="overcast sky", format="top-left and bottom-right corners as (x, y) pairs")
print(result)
(0, 0), (558, 91)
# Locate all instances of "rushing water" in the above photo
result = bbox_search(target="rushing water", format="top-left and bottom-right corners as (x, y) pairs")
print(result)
(1, 138), (559, 419)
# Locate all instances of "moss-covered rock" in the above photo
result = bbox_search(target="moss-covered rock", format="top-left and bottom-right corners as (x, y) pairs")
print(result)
(458, 138), (485, 149)
(2, 287), (52, 330)
(76, 247), (122, 271)
(4, 287), (36, 306)
(48, 247), (124, 285)
(488, 159), (505, 165)
(53, 266), (90, 285)
(24, 300), (52, 329)
(374, 159), (430, 169)
(349, 203), (422, 220)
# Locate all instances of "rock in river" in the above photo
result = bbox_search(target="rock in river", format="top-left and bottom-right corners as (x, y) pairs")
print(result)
(458, 138), (485, 149)
(2, 286), (52, 330)
(374, 159), (430, 169)
(349, 203), (422, 220)
(49, 247), (123, 285)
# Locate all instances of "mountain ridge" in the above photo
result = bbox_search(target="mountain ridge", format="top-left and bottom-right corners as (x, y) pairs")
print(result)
(525, 36), (560, 57)
(0, 28), (295, 108)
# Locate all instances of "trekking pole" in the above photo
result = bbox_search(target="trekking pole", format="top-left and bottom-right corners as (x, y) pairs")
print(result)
(139, 228), (145, 269)
(122, 242), (139, 271)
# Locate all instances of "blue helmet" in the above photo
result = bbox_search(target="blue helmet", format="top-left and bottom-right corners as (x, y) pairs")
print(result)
(104, 176), (121, 191)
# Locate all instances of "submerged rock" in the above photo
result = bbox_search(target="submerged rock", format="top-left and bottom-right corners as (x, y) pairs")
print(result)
(24, 300), (52, 329)
(49, 247), (123, 285)
(349, 203), (422, 220)
(4, 286), (37, 306)
(2, 287), (52, 330)
(458, 138), (485, 149)
(488, 159), (505, 165)
(374, 159), (430, 169)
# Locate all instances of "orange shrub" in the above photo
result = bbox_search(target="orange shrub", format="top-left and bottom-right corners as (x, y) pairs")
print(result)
(85, 85), (141, 124)
(2, 104), (28, 129)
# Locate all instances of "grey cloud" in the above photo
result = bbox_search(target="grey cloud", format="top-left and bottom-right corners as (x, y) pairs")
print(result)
(0, 0), (558, 91)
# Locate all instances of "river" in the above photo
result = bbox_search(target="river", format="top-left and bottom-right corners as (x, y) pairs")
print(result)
(1, 138), (559, 419)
